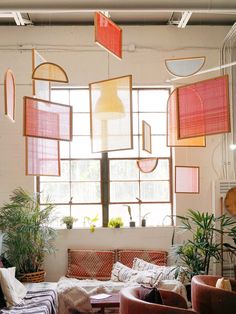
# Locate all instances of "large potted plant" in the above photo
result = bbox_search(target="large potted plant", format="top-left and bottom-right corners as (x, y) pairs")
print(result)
(0, 187), (57, 282)
(173, 209), (236, 279)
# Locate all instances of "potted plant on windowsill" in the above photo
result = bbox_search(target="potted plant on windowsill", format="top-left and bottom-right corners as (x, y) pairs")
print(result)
(124, 205), (135, 227)
(141, 212), (150, 227)
(0, 187), (57, 282)
(108, 217), (124, 228)
(61, 216), (77, 229)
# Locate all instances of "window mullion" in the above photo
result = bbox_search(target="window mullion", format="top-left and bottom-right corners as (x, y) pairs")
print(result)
(101, 152), (109, 226)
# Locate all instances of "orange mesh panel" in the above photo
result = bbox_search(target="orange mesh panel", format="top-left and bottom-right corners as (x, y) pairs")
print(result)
(67, 249), (116, 280)
(95, 12), (122, 59)
(117, 250), (167, 268)
(24, 96), (72, 141)
(177, 75), (230, 139)
(32, 62), (69, 83)
(26, 137), (60, 176)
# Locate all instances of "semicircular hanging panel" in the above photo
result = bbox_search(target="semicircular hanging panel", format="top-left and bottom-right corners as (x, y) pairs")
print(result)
(4, 68), (16, 122)
(32, 62), (69, 83)
(165, 56), (205, 77)
(137, 158), (158, 173)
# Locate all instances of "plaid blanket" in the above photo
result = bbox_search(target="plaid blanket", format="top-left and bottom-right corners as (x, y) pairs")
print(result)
(0, 283), (57, 314)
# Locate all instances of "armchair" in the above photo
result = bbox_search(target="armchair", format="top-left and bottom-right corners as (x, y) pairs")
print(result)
(191, 275), (236, 314)
(120, 286), (197, 314)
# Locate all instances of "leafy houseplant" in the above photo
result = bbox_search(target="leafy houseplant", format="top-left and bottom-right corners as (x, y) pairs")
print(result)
(108, 217), (124, 228)
(0, 188), (57, 281)
(173, 209), (236, 279)
(62, 216), (77, 229)
(83, 214), (99, 232)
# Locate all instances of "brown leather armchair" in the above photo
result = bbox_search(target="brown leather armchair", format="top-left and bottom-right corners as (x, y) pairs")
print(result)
(191, 275), (236, 314)
(120, 286), (198, 314)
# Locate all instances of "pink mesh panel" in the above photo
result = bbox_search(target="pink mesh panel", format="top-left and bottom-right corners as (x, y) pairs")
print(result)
(26, 137), (60, 176)
(24, 96), (72, 141)
(175, 166), (199, 193)
(177, 75), (230, 139)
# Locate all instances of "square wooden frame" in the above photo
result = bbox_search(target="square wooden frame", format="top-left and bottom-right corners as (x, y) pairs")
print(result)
(23, 96), (73, 141)
(25, 137), (61, 176)
(142, 120), (152, 153)
(177, 75), (230, 139)
(94, 11), (122, 59)
(89, 75), (133, 153)
(175, 166), (200, 194)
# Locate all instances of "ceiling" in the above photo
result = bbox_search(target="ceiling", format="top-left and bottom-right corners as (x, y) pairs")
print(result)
(0, 1), (235, 26)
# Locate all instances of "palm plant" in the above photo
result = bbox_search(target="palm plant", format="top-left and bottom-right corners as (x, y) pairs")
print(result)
(0, 187), (57, 274)
(173, 209), (236, 278)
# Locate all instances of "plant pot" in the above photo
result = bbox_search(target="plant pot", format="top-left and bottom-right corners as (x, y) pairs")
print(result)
(141, 219), (146, 227)
(66, 223), (73, 229)
(115, 225), (120, 228)
(18, 270), (46, 283)
(129, 221), (135, 227)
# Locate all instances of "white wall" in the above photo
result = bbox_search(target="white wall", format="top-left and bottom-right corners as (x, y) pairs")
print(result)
(0, 25), (231, 281)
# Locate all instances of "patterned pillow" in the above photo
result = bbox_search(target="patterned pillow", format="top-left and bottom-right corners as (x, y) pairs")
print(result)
(117, 250), (167, 268)
(66, 249), (115, 280)
(111, 262), (163, 287)
(132, 258), (188, 284)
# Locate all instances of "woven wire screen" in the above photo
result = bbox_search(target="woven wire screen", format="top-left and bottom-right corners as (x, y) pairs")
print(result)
(95, 11), (122, 59)
(24, 96), (72, 141)
(177, 75), (230, 139)
(26, 137), (60, 176)
(167, 89), (205, 147)
(90, 75), (133, 153)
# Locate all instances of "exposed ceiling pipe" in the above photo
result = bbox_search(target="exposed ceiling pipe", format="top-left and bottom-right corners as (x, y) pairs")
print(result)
(0, 0), (236, 13)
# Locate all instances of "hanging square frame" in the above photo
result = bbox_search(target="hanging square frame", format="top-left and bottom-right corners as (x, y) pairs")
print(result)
(142, 120), (152, 153)
(175, 166), (200, 194)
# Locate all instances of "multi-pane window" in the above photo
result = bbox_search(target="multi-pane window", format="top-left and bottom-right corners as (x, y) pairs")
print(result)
(39, 88), (172, 228)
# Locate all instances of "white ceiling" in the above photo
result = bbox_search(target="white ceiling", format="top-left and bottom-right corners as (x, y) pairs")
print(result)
(0, 1), (235, 26)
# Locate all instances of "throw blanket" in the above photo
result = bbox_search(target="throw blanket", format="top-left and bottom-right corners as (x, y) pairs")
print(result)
(57, 277), (110, 314)
(0, 288), (57, 314)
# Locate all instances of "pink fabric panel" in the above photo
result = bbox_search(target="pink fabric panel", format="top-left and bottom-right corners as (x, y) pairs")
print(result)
(175, 166), (199, 193)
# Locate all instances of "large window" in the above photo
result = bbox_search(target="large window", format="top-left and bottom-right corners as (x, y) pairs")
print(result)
(39, 88), (172, 228)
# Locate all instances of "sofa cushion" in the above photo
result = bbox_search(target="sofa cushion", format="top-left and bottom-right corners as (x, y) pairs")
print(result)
(117, 250), (167, 268)
(0, 267), (27, 307)
(133, 258), (188, 284)
(66, 249), (115, 280)
(111, 262), (163, 287)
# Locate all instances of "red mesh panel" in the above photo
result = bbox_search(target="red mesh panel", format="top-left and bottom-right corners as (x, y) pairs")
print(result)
(26, 137), (60, 176)
(95, 12), (122, 59)
(67, 249), (116, 280)
(117, 250), (167, 268)
(24, 96), (72, 141)
(177, 75), (230, 139)
(175, 166), (199, 193)
(167, 89), (205, 147)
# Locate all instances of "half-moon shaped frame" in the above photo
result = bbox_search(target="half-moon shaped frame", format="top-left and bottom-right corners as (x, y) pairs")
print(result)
(165, 56), (205, 77)
(32, 62), (69, 83)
